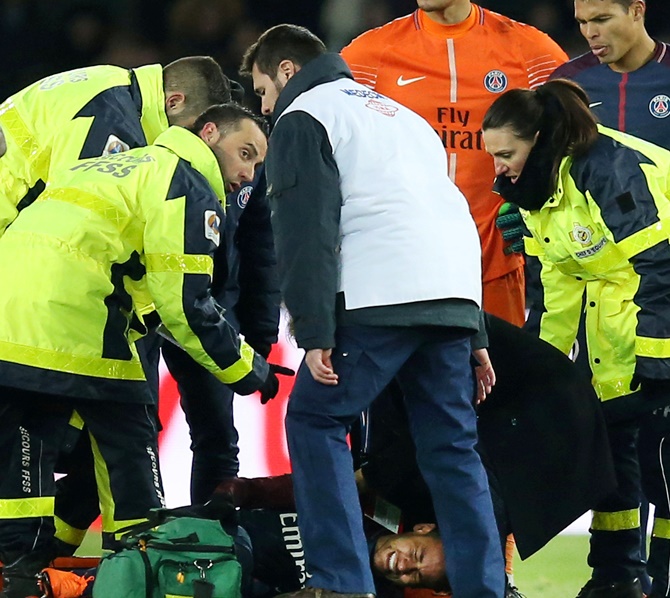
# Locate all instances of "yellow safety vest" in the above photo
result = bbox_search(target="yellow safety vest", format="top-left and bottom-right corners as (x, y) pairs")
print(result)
(0, 126), (265, 402)
(524, 125), (670, 401)
(0, 64), (167, 236)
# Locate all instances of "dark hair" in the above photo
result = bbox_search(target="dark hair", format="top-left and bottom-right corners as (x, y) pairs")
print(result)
(163, 56), (231, 121)
(188, 102), (269, 138)
(579, 1), (646, 18)
(482, 78), (599, 185)
(239, 24), (327, 78)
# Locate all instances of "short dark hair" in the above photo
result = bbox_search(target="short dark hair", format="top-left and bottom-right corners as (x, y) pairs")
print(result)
(188, 102), (269, 138)
(239, 24), (326, 78)
(482, 78), (598, 186)
(163, 56), (231, 120)
(577, 0), (640, 12)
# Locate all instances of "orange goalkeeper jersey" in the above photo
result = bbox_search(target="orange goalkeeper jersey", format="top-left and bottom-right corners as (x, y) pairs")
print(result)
(341, 5), (567, 282)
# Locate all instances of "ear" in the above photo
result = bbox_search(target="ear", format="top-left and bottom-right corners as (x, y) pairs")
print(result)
(632, 0), (646, 20)
(278, 59), (298, 82)
(165, 91), (186, 114)
(198, 122), (220, 146)
(412, 523), (437, 534)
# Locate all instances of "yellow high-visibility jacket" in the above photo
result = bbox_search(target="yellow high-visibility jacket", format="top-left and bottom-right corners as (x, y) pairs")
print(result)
(524, 125), (670, 402)
(0, 64), (167, 236)
(0, 126), (267, 403)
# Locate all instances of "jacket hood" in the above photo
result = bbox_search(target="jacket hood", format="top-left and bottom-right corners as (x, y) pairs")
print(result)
(272, 53), (354, 124)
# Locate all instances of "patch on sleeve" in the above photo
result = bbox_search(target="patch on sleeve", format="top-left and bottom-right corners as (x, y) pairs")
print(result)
(616, 191), (636, 214)
(204, 210), (221, 246)
(102, 134), (130, 156)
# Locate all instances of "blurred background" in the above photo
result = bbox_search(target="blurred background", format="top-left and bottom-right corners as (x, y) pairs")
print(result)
(3, 0), (670, 104)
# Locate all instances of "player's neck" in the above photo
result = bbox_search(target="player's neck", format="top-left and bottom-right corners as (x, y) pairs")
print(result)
(422, 1), (472, 25)
(610, 33), (656, 73)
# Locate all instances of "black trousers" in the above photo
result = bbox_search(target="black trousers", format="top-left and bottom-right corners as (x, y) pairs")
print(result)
(162, 341), (240, 503)
(53, 430), (101, 551)
(590, 407), (670, 596)
(52, 331), (239, 547)
(640, 407), (670, 597)
(0, 386), (164, 559)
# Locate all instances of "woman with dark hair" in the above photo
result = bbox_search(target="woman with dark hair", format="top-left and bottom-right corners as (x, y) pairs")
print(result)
(482, 78), (670, 598)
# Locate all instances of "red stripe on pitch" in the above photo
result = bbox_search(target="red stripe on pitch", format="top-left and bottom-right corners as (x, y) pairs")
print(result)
(262, 342), (292, 475)
(158, 371), (181, 444)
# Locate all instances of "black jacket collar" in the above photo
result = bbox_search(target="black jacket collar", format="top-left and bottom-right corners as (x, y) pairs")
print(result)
(272, 53), (354, 124)
(492, 134), (557, 212)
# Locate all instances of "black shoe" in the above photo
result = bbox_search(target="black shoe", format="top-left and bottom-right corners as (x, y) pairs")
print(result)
(506, 583), (526, 598)
(1, 544), (56, 571)
(275, 589), (375, 598)
(1, 549), (56, 598)
(575, 578), (643, 598)
(0, 575), (42, 598)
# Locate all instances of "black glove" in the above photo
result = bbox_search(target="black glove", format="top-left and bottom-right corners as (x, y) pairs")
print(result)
(258, 363), (295, 404)
(631, 373), (670, 397)
(247, 339), (273, 359)
(496, 202), (525, 255)
(630, 373), (641, 392)
(229, 78), (246, 104)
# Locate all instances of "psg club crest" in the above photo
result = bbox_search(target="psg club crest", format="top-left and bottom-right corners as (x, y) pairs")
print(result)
(237, 185), (253, 209)
(484, 70), (508, 93)
(649, 95), (670, 119)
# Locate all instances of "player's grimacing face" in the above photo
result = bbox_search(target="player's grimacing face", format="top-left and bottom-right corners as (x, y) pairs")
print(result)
(575, 0), (640, 69)
(372, 529), (448, 589)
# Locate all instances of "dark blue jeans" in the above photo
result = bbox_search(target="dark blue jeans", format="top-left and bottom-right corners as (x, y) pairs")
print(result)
(286, 325), (505, 598)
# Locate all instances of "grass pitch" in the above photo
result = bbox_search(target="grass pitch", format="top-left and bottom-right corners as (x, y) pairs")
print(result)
(513, 534), (591, 598)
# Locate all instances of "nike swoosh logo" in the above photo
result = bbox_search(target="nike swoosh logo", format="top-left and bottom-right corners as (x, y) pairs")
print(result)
(589, 102), (603, 108)
(397, 75), (426, 87)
